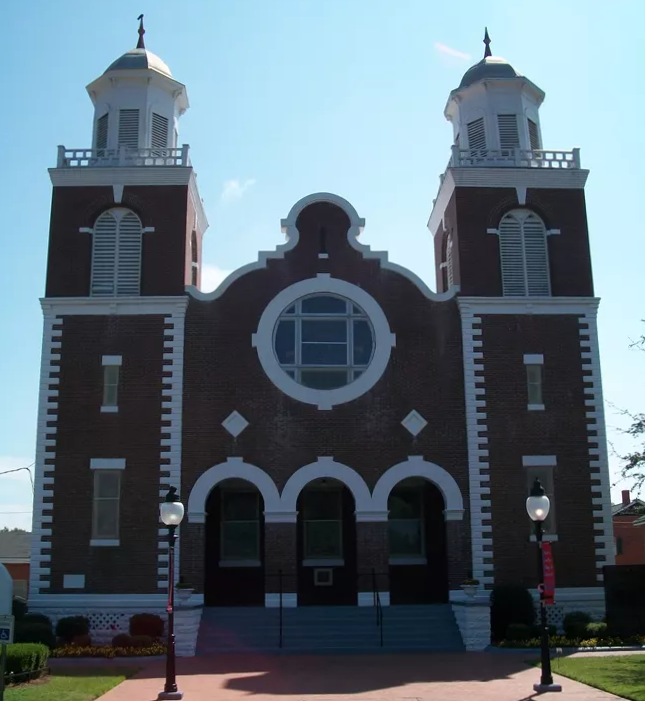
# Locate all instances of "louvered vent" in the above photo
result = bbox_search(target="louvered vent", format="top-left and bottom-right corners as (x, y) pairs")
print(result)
(90, 209), (142, 297)
(523, 214), (550, 295)
(528, 119), (541, 150)
(96, 114), (108, 151)
(91, 212), (118, 296)
(446, 236), (454, 287)
(497, 114), (519, 151)
(151, 113), (169, 149)
(118, 109), (139, 149)
(467, 118), (486, 152)
(498, 211), (550, 297)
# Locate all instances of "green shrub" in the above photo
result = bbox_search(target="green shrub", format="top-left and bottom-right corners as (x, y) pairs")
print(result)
(55, 615), (90, 643)
(585, 621), (607, 637)
(14, 621), (56, 649)
(5, 643), (49, 681)
(129, 613), (164, 638)
(22, 613), (51, 627)
(130, 634), (155, 648)
(532, 623), (557, 637)
(53, 643), (166, 658)
(12, 598), (27, 621)
(112, 634), (133, 648)
(506, 623), (532, 641)
(563, 611), (592, 639)
(490, 585), (535, 641)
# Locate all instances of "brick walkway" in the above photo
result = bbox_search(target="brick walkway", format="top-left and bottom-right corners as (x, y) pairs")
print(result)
(96, 652), (625, 700)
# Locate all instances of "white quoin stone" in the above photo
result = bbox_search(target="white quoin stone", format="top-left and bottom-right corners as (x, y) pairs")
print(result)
(0, 565), (13, 615)
(85, 48), (189, 153)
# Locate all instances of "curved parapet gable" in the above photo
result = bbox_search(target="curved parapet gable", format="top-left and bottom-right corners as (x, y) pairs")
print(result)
(187, 192), (459, 303)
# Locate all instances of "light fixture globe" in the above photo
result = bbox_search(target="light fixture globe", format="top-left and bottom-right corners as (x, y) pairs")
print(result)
(526, 478), (550, 522)
(160, 487), (184, 526)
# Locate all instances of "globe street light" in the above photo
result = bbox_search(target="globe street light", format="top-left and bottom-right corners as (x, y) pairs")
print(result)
(158, 487), (185, 701)
(526, 478), (561, 694)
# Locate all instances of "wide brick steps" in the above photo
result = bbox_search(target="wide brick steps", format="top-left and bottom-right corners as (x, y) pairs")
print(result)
(196, 604), (464, 654)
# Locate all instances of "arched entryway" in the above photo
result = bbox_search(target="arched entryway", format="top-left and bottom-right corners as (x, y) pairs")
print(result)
(296, 479), (358, 605)
(204, 479), (265, 606)
(387, 478), (448, 604)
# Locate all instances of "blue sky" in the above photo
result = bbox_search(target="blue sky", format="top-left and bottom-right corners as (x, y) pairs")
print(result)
(1, 0), (643, 530)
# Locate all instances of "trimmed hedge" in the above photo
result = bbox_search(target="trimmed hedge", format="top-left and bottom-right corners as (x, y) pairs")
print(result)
(14, 621), (56, 649)
(498, 634), (645, 648)
(12, 599), (27, 621)
(506, 623), (533, 641)
(55, 615), (90, 643)
(52, 643), (166, 658)
(5, 643), (49, 682)
(130, 613), (164, 638)
(490, 585), (535, 641)
(563, 611), (592, 639)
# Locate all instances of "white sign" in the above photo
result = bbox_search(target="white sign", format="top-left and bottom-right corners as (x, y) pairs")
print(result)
(0, 616), (14, 645)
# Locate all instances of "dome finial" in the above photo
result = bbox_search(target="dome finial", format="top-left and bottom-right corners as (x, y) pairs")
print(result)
(483, 27), (492, 58)
(136, 14), (146, 49)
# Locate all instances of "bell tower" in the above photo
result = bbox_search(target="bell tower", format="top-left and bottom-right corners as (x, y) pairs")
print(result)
(428, 31), (614, 591)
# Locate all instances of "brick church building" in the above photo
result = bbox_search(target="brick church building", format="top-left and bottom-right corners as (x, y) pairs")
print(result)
(29, 24), (613, 651)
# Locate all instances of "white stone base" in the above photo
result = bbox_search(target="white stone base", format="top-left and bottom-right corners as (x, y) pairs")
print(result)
(358, 591), (391, 606)
(175, 605), (203, 657)
(265, 593), (297, 607)
(452, 602), (491, 651)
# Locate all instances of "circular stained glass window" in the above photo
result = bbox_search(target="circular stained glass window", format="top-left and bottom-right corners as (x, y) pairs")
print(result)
(273, 294), (375, 390)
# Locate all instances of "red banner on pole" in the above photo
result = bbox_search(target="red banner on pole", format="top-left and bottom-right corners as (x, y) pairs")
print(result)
(542, 542), (555, 605)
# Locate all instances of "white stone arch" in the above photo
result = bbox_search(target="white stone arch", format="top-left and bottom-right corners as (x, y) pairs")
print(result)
(187, 457), (281, 523)
(372, 456), (465, 520)
(280, 457), (373, 515)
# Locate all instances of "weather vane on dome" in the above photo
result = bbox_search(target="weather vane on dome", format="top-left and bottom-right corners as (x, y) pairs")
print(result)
(483, 27), (492, 58)
(137, 14), (146, 49)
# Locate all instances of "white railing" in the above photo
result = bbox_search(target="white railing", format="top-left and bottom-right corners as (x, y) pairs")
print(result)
(56, 145), (190, 168)
(449, 146), (581, 169)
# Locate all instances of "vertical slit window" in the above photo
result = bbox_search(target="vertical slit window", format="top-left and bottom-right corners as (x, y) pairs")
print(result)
(528, 119), (541, 150)
(118, 109), (139, 149)
(446, 235), (454, 287)
(96, 113), (108, 152)
(526, 364), (543, 406)
(497, 114), (519, 151)
(151, 113), (169, 150)
(467, 118), (486, 153)
(103, 365), (120, 408)
(92, 470), (121, 541)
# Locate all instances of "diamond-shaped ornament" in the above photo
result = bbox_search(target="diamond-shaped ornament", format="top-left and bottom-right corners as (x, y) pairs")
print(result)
(222, 411), (249, 438)
(401, 410), (428, 437)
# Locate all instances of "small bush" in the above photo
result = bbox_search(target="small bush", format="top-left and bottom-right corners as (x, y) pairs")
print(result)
(5, 643), (49, 681)
(112, 633), (133, 648)
(532, 623), (557, 637)
(71, 634), (92, 647)
(22, 614), (51, 627)
(14, 622), (56, 649)
(12, 598), (27, 621)
(129, 613), (164, 639)
(55, 615), (90, 643)
(130, 634), (154, 648)
(563, 611), (592, 639)
(506, 623), (533, 641)
(490, 585), (535, 642)
(585, 622), (607, 637)
(52, 643), (166, 658)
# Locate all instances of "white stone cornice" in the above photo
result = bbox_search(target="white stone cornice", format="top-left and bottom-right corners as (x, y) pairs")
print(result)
(40, 296), (189, 316)
(457, 297), (600, 316)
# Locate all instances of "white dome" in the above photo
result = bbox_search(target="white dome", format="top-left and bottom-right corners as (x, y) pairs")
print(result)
(104, 48), (172, 78)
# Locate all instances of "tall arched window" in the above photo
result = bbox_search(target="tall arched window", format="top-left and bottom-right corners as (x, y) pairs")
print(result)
(498, 210), (550, 296)
(190, 230), (199, 287)
(91, 208), (143, 296)
(446, 234), (455, 288)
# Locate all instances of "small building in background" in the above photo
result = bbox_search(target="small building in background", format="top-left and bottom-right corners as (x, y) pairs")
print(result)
(0, 531), (31, 600)
(612, 491), (645, 565)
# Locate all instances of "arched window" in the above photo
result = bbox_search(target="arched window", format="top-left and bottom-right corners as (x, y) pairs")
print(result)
(91, 208), (143, 296)
(190, 230), (199, 286)
(498, 210), (550, 296)
(446, 234), (454, 288)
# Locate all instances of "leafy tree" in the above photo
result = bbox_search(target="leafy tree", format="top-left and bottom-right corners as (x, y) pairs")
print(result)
(619, 331), (645, 491)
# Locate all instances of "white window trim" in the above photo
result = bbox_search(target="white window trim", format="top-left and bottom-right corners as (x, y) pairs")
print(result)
(90, 458), (126, 470)
(102, 355), (123, 366)
(101, 357), (121, 413)
(101, 406), (119, 414)
(528, 403), (545, 411)
(90, 539), (120, 547)
(252, 275), (395, 410)
(302, 558), (344, 567)
(523, 455), (557, 467)
(218, 559), (261, 568)
(523, 354), (544, 365)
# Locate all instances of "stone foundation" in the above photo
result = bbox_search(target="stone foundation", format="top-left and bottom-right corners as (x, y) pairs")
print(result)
(451, 601), (491, 651)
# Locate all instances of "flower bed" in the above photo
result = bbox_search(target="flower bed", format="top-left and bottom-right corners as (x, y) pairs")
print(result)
(498, 634), (645, 649)
(52, 643), (167, 658)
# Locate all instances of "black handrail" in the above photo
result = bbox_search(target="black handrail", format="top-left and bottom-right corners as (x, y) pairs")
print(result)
(371, 568), (384, 647)
(278, 568), (283, 648)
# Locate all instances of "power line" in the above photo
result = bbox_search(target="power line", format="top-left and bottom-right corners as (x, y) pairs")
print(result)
(0, 465), (35, 493)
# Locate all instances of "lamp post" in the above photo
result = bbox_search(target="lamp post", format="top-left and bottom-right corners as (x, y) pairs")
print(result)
(526, 478), (562, 694)
(158, 487), (184, 701)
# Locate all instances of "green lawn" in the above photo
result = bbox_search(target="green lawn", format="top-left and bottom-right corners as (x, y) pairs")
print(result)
(5, 667), (137, 701)
(548, 655), (645, 701)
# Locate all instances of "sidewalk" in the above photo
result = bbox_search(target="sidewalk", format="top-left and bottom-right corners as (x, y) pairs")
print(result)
(97, 652), (626, 700)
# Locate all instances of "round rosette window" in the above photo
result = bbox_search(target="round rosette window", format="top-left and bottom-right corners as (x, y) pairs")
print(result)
(273, 294), (374, 389)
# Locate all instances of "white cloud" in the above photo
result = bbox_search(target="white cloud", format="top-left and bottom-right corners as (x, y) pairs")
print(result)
(200, 264), (234, 293)
(434, 42), (471, 62)
(0, 457), (34, 531)
(220, 178), (256, 203)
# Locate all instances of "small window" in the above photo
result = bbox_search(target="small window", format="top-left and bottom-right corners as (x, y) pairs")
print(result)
(497, 114), (520, 151)
(388, 487), (424, 557)
(446, 235), (454, 287)
(526, 466), (556, 534)
(96, 113), (108, 151)
(303, 489), (343, 560)
(103, 365), (120, 408)
(528, 119), (541, 150)
(92, 470), (121, 540)
(220, 490), (260, 562)
(190, 230), (199, 286)
(118, 109), (139, 149)
(616, 537), (623, 556)
(151, 113), (169, 150)
(526, 364), (543, 406)
(467, 118), (486, 152)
